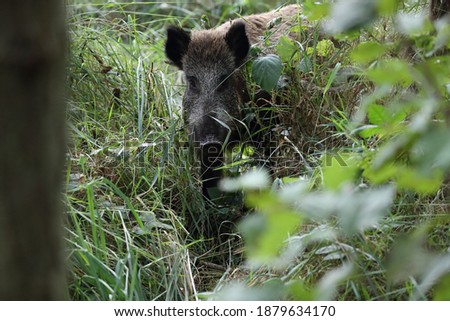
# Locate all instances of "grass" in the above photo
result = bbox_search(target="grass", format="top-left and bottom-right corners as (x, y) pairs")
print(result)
(65, 0), (450, 300)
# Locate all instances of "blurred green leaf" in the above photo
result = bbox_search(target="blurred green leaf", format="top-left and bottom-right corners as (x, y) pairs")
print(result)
(252, 54), (282, 92)
(323, 0), (378, 34)
(315, 263), (353, 300)
(416, 255), (450, 300)
(365, 162), (443, 195)
(363, 162), (398, 184)
(278, 181), (309, 203)
(372, 134), (415, 170)
(367, 104), (389, 125)
(241, 191), (302, 261)
(423, 56), (450, 88)
(220, 168), (270, 192)
(351, 41), (388, 65)
(210, 280), (288, 300)
(367, 59), (413, 87)
(357, 125), (381, 139)
(432, 24), (450, 54)
(411, 127), (450, 171)
(298, 186), (395, 235)
(322, 152), (359, 190)
(338, 186), (395, 235)
(387, 228), (436, 283)
(369, 125), (448, 195)
(303, 0), (330, 21)
(238, 214), (266, 254)
(387, 226), (450, 300)
(377, 0), (400, 15)
(365, 103), (407, 135)
(288, 280), (314, 300)
(396, 12), (430, 36)
(396, 167), (443, 195)
(434, 274), (450, 300)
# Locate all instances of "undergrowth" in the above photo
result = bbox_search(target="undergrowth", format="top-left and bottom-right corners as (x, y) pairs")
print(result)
(66, 0), (450, 300)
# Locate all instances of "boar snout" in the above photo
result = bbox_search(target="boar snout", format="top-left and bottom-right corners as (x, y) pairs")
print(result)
(190, 112), (234, 147)
(200, 141), (224, 199)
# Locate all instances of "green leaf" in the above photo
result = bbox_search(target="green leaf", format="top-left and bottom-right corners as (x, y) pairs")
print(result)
(316, 39), (335, 57)
(368, 162), (444, 195)
(288, 280), (314, 301)
(425, 56), (450, 86)
(434, 274), (450, 300)
(297, 187), (395, 235)
(366, 59), (413, 87)
(252, 54), (282, 92)
(363, 162), (397, 184)
(396, 167), (443, 195)
(358, 125), (381, 139)
(351, 41), (388, 64)
(210, 280), (288, 300)
(303, 0), (330, 21)
(372, 134), (415, 170)
(367, 104), (389, 125)
(338, 186), (395, 235)
(377, 0), (400, 16)
(411, 127), (450, 171)
(220, 168), (270, 191)
(249, 45), (262, 57)
(276, 36), (298, 63)
(297, 56), (312, 73)
(241, 191), (302, 261)
(322, 152), (359, 190)
(432, 24), (450, 54)
(396, 12), (429, 36)
(315, 263), (353, 300)
(386, 224), (450, 300)
(323, 0), (378, 34)
(323, 63), (341, 96)
(387, 228), (437, 283)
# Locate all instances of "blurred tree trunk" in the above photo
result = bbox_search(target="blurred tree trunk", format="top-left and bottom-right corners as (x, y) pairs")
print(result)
(430, 0), (450, 20)
(0, 1), (66, 299)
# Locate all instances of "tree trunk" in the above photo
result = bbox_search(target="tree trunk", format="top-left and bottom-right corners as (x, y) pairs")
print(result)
(0, 1), (66, 300)
(430, 0), (450, 20)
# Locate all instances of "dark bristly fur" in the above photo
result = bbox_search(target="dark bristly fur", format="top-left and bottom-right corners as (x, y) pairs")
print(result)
(165, 5), (301, 199)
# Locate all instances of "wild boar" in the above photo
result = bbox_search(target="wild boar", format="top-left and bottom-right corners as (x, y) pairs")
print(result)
(165, 4), (301, 199)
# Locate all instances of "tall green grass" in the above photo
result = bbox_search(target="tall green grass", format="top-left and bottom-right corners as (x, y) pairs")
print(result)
(66, 0), (450, 300)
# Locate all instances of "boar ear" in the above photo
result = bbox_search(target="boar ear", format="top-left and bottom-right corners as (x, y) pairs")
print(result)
(225, 21), (250, 66)
(165, 26), (191, 69)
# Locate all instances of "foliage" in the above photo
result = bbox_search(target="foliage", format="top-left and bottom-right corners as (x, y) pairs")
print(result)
(252, 54), (283, 91)
(66, 0), (449, 301)
(210, 0), (450, 300)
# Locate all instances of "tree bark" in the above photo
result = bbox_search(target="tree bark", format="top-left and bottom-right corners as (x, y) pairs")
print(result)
(430, 0), (450, 21)
(0, 1), (66, 300)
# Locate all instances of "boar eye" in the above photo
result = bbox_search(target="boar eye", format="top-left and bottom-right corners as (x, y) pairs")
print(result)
(217, 74), (230, 92)
(186, 76), (199, 91)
